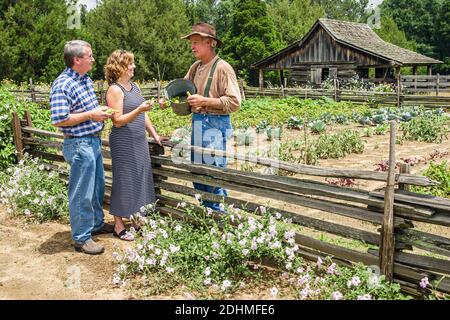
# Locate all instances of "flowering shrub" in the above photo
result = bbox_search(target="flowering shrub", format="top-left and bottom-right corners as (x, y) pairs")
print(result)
(0, 154), (69, 222)
(112, 201), (410, 300)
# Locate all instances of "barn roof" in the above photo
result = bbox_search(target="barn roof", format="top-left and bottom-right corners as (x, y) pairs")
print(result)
(252, 18), (442, 68)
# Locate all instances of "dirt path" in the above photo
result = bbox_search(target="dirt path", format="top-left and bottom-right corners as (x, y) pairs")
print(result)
(0, 205), (129, 299)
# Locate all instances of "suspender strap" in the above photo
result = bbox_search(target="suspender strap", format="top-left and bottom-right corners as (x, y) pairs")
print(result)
(204, 58), (220, 97)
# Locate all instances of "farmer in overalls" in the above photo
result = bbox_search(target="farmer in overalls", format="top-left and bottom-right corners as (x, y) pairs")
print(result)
(182, 22), (241, 212)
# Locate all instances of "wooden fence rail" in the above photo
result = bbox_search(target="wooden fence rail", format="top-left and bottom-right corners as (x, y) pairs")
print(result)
(8, 80), (450, 108)
(11, 111), (450, 297)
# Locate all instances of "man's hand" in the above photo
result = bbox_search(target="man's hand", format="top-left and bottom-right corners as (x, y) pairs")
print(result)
(187, 94), (206, 108)
(89, 106), (114, 122)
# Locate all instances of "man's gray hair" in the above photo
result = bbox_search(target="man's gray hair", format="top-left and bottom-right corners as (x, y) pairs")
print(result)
(64, 40), (91, 67)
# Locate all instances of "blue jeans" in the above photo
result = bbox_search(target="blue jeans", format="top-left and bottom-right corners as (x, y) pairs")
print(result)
(62, 136), (105, 244)
(191, 113), (232, 211)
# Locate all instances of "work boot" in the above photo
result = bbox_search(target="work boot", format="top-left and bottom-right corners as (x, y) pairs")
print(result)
(74, 239), (104, 255)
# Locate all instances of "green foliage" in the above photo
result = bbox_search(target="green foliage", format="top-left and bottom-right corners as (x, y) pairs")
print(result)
(374, 16), (417, 52)
(267, 0), (324, 46)
(411, 161), (450, 198)
(400, 115), (449, 143)
(309, 120), (327, 134)
(0, 0), (87, 82)
(84, 0), (192, 81)
(313, 0), (369, 22)
(380, 0), (448, 70)
(0, 86), (55, 169)
(0, 154), (69, 222)
(220, 0), (282, 84)
(312, 130), (364, 159)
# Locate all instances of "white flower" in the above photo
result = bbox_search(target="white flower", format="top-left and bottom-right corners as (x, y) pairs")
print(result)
(212, 242), (220, 250)
(210, 228), (216, 235)
(238, 223), (244, 230)
(238, 239), (247, 246)
(204, 267), (211, 276)
(203, 278), (211, 285)
(221, 280), (231, 290)
(259, 206), (266, 214)
(174, 225), (182, 232)
(112, 275), (121, 285)
(195, 194), (201, 201)
(242, 249), (249, 256)
(146, 258), (156, 266)
(166, 267), (174, 273)
(24, 209), (31, 216)
(270, 287), (278, 297)
(357, 294), (372, 300)
(154, 248), (162, 255)
(285, 262), (292, 270)
(219, 203), (225, 211)
(206, 207), (213, 216)
(169, 244), (180, 253)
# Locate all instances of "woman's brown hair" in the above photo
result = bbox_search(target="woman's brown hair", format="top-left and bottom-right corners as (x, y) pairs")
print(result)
(104, 50), (134, 85)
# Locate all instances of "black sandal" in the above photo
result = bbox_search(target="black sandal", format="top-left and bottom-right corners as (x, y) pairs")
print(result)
(113, 229), (134, 241)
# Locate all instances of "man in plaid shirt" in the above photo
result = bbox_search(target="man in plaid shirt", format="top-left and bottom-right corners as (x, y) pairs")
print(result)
(50, 40), (113, 255)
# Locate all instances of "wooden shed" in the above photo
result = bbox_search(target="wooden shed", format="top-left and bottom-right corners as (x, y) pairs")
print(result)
(251, 18), (442, 87)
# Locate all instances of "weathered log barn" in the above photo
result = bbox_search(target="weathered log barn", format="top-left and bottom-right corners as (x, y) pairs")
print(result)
(251, 18), (442, 87)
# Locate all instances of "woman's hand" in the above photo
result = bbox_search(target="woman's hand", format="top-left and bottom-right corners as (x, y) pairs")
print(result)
(138, 100), (153, 113)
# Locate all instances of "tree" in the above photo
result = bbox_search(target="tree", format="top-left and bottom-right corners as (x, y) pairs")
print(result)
(183, 0), (218, 25)
(312, 0), (369, 22)
(436, 0), (450, 73)
(374, 16), (417, 52)
(267, 0), (324, 46)
(0, 0), (86, 83)
(220, 0), (282, 85)
(85, 0), (193, 81)
(380, 0), (441, 58)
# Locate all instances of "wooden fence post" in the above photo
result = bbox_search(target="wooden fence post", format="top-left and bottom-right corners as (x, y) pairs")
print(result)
(399, 163), (411, 191)
(281, 85), (285, 99)
(239, 79), (246, 101)
(333, 78), (337, 101)
(397, 75), (401, 108)
(379, 121), (397, 282)
(149, 141), (165, 198)
(436, 73), (440, 96)
(12, 112), (24, 161)
(29, 78), (36, 103)
(157, 80), (161, 100)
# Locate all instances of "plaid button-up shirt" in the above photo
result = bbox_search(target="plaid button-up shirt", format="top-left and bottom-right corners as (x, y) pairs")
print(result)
(50, 67), (103, 136)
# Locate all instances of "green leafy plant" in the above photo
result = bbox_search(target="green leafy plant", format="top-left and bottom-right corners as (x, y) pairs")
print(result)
(400, 115), (449, 143)
(0, 86), (56, 169)
(411, 161), (450, 198)
(312, 130), (364, 159)
(309, 120), (327, 134)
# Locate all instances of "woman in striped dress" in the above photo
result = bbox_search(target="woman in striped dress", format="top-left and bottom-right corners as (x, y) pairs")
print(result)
(104, 50), (161, 241)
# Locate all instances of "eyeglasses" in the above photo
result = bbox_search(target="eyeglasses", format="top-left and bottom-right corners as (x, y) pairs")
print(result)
(81, 54), (94, 60)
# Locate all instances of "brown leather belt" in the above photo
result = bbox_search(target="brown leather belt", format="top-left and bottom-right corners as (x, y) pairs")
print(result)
(64, 132), (101, 139)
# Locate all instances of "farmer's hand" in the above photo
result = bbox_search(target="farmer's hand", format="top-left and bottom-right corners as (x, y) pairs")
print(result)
(187, 94), (206, 109)
(89, 106), (113, 122)
(158, 98), (170, 109)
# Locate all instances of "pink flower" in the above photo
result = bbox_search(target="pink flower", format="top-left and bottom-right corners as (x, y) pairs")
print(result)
(420, 277), (430, 289)
(317, 257), (323, 267)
